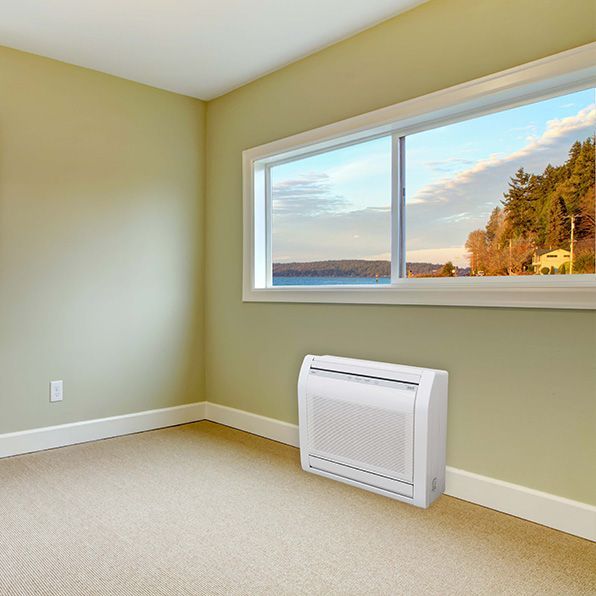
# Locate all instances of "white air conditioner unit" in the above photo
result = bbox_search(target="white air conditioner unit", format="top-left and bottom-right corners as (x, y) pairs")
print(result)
(298, 355), (448, 508)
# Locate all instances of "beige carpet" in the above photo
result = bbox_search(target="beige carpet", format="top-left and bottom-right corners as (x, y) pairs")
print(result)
(0, 422), (594, 595)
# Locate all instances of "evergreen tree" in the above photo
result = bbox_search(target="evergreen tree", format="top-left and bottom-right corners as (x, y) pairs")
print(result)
(567, 140), (583, 167)
(565, 137), (594, 214)
(485, 207), (502, 242)
(577, 186), (596, 242)
(546, 195), (568, 249)
(502, 168), (535, 237)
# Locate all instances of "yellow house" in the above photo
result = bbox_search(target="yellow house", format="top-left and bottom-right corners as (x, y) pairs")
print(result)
(532, 248), (571, 274)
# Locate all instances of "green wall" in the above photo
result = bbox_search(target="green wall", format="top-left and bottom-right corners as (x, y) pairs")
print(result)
(1, 0), (594, 504)
(205, 0), (596, 503)
(0, 46), (206, 433)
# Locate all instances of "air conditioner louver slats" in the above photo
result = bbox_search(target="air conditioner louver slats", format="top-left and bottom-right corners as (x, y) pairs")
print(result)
(308, 394), (413, 482)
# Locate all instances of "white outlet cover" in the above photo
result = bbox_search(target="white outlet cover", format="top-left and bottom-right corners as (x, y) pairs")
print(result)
(50, 380), (63, 402)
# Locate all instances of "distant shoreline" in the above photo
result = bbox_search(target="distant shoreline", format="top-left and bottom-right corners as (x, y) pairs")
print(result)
(273, 259), (470, 277)
(272, 276), (391, 286)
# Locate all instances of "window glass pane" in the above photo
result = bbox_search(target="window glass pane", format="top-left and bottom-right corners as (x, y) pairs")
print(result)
(405, 89), (595, 277)
(271, 136), (391, 286)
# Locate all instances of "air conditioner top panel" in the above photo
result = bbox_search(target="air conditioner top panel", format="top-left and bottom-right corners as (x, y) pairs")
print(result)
(310, 355), (425, 385)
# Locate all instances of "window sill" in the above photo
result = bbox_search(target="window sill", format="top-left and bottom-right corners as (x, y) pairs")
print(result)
(243, 276), (596, 309)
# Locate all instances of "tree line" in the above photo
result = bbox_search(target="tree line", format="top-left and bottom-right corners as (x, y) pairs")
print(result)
(273, 260), (390, 278)
(465, 137), (595, 275)
(272, 260), (460, 278)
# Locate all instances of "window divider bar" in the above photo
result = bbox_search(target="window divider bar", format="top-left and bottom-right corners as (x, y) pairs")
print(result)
(399, 136), (406, 280)
(265, 164), (273, 287)
(391, 135), (406, 282)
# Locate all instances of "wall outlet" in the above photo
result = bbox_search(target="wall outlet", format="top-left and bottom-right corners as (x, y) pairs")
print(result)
(50, 380), (63, 402)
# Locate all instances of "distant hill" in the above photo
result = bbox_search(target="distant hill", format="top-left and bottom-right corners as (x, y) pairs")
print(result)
(273, 260), (389, 278)
(273, 259), (470, 277)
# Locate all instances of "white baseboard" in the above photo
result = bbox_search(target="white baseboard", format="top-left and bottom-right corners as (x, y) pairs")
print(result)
(444, 467), (595, 542)
(0, 402), (206, 458)
(204, 402), (595, 542)
(205, 402), (300, 447)
(1, 400), (593, 541)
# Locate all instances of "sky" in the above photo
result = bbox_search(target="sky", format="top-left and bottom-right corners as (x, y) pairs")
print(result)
(271, 87), (596, 266)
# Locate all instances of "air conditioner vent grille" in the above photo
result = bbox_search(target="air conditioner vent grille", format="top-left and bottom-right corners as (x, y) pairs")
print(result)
(308, 394), (414, 482)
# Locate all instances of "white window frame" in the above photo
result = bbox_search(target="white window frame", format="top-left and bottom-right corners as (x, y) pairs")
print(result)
(243, 43), (596, 309)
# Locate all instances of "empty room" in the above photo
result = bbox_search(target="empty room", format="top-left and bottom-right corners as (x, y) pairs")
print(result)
(0, 0), (595, 594)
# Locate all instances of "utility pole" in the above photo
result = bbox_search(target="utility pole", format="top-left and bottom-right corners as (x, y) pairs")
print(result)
(569, 215), (576, 275)
(508, 238), (512, 275)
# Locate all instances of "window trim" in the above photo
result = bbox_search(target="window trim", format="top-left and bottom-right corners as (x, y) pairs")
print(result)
(242, 43), (596, 309)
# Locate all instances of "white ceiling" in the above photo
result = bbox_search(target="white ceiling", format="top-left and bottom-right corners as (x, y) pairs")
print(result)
(0, 0), (426, 100)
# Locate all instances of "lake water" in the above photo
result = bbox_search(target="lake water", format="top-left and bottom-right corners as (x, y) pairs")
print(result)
(272, 276), (391, 286)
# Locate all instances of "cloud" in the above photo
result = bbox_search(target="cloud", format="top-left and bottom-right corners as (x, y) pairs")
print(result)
(406, 104), (595, 252)
(272, 172), (349, 216)
(439, 212), (473, 223)
(423, 156), (475, 173)
(273, 206), (390, 262)
(410, 105), (595, 207)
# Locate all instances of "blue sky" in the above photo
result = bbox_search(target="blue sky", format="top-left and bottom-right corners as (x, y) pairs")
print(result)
(406, 90), (594, 197)
(271, 136), (391, 212)
(271, 87), (595, 265)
